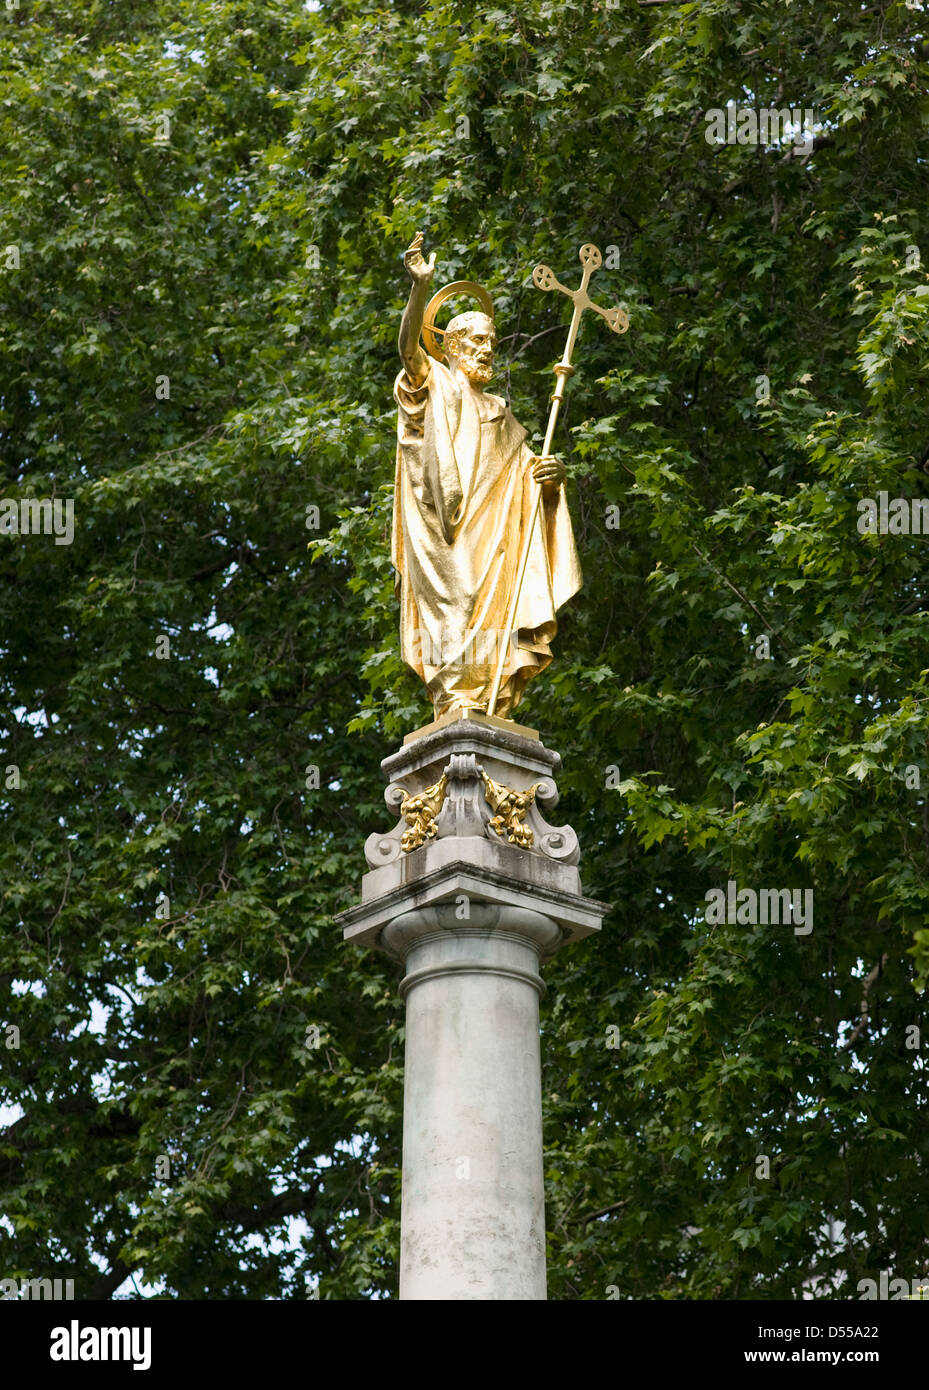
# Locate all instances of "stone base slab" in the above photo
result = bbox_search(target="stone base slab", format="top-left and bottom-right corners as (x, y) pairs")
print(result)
(339, 852), (607, 953)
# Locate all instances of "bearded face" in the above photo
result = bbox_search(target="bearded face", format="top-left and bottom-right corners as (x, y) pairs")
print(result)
(445, 311), (496, 387)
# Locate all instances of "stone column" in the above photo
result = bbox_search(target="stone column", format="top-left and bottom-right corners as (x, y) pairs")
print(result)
(336, 711), (608, 1301)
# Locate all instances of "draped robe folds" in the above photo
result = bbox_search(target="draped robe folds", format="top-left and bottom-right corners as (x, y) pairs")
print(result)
(391, 357), (582, 719)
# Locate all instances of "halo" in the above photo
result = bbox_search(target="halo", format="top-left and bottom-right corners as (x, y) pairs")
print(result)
(422, 281), (495, 362)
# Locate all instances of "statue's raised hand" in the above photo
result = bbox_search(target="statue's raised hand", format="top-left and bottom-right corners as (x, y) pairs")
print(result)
(404, 231), (437, 286)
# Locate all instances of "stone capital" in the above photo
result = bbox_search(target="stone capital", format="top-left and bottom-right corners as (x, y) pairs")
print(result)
(338, 714), (609, 953)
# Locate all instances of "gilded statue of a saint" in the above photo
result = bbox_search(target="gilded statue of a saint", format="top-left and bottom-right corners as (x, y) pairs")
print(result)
(391, 232), (582, 721)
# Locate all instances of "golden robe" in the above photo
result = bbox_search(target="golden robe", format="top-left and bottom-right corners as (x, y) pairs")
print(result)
(391, 358), (582, 718)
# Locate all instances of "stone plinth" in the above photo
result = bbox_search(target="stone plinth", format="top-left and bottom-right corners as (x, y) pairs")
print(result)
(336, 711), (609, 1301)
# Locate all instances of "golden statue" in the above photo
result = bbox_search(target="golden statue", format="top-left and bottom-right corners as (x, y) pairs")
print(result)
(391, 232), (627, 722)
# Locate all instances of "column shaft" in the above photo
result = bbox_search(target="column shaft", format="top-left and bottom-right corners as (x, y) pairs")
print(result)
(383, 904), (560, 1300)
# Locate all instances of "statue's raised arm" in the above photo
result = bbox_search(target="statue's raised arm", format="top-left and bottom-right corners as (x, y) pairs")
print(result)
(398, 231), (435, 390)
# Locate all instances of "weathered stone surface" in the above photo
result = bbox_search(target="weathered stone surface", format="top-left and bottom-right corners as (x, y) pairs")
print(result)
(341, 849), (603, 950)
(382, 902), (558, 1301)
(387, 710), (556, 786)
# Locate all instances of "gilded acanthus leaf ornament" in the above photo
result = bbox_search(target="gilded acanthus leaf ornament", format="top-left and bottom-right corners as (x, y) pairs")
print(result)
(397, 764), (540, 854)
(481, 774), (540, 849)
(399, 774), (448, 853)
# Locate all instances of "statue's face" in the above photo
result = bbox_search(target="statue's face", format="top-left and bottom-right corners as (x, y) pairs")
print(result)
(446, 312), (496, 386)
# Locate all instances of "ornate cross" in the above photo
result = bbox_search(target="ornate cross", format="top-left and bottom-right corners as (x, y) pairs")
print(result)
(532, 243), (629, 373)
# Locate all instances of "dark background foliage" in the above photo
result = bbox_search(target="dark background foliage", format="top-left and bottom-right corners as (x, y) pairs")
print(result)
(1, 0), (928, 1298)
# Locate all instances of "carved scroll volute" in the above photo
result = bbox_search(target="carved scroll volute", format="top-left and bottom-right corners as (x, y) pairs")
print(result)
(363, 783), (410, 868)
(525, 777), (580, 865)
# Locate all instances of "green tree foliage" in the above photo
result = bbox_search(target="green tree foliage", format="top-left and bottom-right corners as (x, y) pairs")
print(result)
(1, 0), (928, 1299)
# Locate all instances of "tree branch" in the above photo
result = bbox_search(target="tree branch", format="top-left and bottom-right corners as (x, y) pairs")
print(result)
(578, 1199), (628, 1224)
(841, 955), (887, 1051)
(82, 1258), (133, 1301)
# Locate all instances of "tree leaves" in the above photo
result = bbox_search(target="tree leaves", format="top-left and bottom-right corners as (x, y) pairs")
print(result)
(1, 0), (928, 1302)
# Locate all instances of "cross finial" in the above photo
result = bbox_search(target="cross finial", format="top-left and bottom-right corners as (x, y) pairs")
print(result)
(532, 244), (629, 359)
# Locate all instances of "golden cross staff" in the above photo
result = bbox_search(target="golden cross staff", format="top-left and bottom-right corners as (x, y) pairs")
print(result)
(486, 242), (629, 717)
